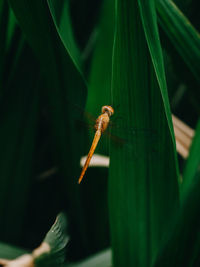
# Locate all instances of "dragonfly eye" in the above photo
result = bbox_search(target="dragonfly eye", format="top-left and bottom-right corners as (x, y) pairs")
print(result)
(102, 105), (114, 117)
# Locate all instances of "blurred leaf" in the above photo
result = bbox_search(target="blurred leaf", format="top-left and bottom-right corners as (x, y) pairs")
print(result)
(0, 37), (40, 242)
(77, 168), (110, 255)
(156, 0), (200, 84)
(0, 213), (68, 266)
(153, 170), (200, 267)
(109, 0), (179, 266)
(68, 248), (111, 267)
(35, 213), (69, 267)
(86, 0), (114, 113)
(5, 7), (17, 51)
(0, 243), (27, 259)
(86, 0), (115, 155)
(8, 0), (88, 259)
(47, 0), (83, 75)
(0, 1), (8, 85)
(181, 119), (200, 198)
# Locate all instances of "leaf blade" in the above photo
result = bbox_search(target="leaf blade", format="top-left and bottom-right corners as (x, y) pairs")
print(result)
(109, 0), (179, 266)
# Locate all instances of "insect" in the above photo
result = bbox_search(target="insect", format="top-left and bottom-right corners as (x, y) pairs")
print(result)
(78, 105), (114, 184)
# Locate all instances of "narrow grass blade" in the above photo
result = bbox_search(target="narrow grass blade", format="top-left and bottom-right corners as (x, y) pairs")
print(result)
(138, 0), (178, 154)
(156, 0), (200, 83)
(47, 0), (82, 75)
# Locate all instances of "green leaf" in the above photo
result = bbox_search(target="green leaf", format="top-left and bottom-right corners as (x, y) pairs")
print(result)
(0, 1), (8, 82)
(156, 0), (200, 84)
(0, 36), (40, 242)
(109, 0), (179, 266)
(86, 0), (115, 113)
(86, 0), (115, 155)
(34, 213), (69, 267)
(181, 119), (200, 199)
(8, 0), (89, 257)
(0, 213), (68, 266)
(47, 0), (83, 75)
(0, 242), (27, 259)
(153, 170), (200, 267)
(138, 0), (178, 152)
(68, 248), (111, 267)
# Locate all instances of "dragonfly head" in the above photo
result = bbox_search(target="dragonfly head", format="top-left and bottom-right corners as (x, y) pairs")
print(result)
(102, 106), (114, 117)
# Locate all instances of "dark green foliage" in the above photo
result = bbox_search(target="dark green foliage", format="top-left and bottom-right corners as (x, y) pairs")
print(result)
(0, 0), (199, 266)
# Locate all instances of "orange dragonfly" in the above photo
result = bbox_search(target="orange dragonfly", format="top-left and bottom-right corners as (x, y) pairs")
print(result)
(77, 105), (159, 184)
(78, 105), (114, 184)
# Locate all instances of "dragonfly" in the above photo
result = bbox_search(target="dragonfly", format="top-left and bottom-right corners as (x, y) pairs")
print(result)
(75, 104), (159, 184)
(78, 105), (114, 184)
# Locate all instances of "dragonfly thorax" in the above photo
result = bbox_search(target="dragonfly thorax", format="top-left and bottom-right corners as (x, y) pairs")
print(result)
(95, 113), (110, 133)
